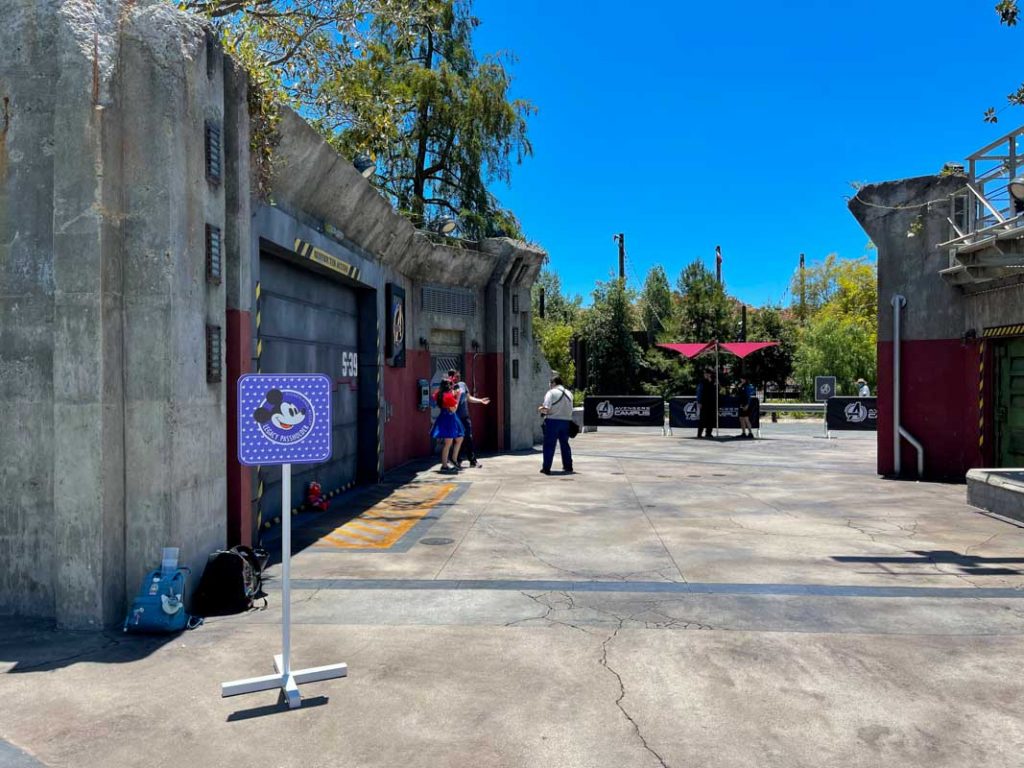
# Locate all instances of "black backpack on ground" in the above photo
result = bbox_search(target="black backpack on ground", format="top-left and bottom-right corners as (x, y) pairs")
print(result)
(192, 545), (268, 617)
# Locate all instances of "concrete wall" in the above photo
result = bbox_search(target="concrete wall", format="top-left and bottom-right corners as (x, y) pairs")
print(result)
(118, 3), (230, 623)
(1, 1), (235, 626)
(1, 1), (549, 625)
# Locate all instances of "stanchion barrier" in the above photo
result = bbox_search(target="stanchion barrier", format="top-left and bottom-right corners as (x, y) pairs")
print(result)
(668, 396), (760, 431)
(825, 396), (879, 432)
(583, 396), (665, 430)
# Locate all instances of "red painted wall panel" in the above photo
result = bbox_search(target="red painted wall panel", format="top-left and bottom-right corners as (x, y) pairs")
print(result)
(465, 352), (503, 452)
(382, 350), (507, 470)
(226, 309), (253, 546)
(876, 338), (985, 481)
(383, 349), (433, 471)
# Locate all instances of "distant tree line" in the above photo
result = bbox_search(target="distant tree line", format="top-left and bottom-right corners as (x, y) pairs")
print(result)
(532, 254), (877, 401)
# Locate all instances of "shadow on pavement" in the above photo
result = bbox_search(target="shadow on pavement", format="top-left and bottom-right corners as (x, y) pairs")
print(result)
(1, 617), (179, 673)
(226, 694), (330, 722)
(832, 550), (1024, 576)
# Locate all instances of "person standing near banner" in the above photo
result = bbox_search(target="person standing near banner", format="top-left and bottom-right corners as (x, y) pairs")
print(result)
(538, 374), (574, 474)
(737, 375), (756, 438)
(856, 378), (870, 397)
(696, 369), (716, 439)
(449, 368), (490, 468)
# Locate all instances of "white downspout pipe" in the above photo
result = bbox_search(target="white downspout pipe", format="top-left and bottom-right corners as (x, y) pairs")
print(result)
(891, 294), (925, 477)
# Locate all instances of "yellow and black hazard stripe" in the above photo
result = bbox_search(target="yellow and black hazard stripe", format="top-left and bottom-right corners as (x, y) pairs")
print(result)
(978, 340), (986, 453)
(982, 323), (1024, 338)
(293, 237), (362, 282)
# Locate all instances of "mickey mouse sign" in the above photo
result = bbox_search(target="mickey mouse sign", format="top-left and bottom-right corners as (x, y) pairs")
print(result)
(238, 374), (332, 466)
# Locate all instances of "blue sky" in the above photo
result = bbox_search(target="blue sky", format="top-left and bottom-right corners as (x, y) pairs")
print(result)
(471, 0), (1022, 307)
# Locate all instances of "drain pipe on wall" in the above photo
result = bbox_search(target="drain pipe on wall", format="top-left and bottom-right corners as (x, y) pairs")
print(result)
(891, 294), (925, 477)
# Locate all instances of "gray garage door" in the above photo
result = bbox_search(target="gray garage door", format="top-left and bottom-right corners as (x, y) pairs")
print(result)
(258, 252), (360, 518)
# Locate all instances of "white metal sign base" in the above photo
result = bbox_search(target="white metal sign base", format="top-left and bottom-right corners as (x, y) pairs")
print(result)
(221, 658), (347, 709)
(220, 463), (347, 710)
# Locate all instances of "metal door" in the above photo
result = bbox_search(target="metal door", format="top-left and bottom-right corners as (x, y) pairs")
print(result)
(429, 353), (463, 419)
(258, 252), (360, 514)
(996, 337), (1024, 467)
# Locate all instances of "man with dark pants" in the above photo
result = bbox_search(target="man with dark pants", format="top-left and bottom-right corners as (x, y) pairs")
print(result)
(449, 368), (490, 468)
(538, 374), (574, 474)
(696, 368), (716, 439)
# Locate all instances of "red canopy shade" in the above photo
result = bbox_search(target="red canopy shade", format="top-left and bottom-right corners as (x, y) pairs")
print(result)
(657, 342), (713, 359)
(719, 341), (778, 359)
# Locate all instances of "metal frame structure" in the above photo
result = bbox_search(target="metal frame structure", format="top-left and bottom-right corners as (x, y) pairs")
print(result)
(941, 126), (1024, 286)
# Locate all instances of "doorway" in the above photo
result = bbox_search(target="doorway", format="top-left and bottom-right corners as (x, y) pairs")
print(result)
(996, 337), (1024, 467)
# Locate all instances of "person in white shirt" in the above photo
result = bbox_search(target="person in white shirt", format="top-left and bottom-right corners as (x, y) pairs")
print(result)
(856, 378), (870, 397)
(538, 374), (574, 475)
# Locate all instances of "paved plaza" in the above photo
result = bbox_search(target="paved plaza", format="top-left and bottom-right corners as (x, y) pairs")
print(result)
(3, 424), (1024, 768)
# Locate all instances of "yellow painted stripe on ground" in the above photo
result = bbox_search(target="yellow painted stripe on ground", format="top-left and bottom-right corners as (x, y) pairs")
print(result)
(316, 483), (456, 549)
(324, 529), (381, 546)
(345, 521), (391, 538)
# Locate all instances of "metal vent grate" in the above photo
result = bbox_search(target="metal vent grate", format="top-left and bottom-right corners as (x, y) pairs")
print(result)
(205, 224), (222, 284)
(422, 286), (476, 316)
(512, 327), (519, 346)
(512, 359), (519, 379)
(205, 121), (222, 185)
(206, 324), (222, 383)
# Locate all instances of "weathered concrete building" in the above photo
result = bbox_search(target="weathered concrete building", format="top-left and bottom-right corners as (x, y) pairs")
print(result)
(850, 128), (1024, 482)
(1, 0), (549, 627)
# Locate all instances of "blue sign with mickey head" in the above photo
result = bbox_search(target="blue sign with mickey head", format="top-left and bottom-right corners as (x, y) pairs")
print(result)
(238, 374), (332, 466)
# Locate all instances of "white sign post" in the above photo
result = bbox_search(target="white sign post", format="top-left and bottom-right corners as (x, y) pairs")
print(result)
(222, 374), (347, 709)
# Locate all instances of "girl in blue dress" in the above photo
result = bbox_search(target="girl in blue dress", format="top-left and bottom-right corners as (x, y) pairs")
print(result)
(432, 379), (464, 474)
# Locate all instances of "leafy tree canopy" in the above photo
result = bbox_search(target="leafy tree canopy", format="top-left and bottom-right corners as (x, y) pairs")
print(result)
(582, 279), (641, 395)
(187, 0), (533, 237)
(531, 269), (583, 326)
(638, 265), (673, 342)
(676, 260), (737, 343)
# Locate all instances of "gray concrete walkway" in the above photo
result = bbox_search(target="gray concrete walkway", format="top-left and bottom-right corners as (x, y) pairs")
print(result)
(3, 425), (1024, 768)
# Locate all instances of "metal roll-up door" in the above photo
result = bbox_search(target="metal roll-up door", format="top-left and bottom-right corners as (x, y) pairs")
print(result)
(258, 252), (360, 515)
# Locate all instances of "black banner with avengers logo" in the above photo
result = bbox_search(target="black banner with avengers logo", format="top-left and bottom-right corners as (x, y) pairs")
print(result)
(583, 396), (664, 427)
(669, 396), (760, 429)
(825, 397), (878, 431)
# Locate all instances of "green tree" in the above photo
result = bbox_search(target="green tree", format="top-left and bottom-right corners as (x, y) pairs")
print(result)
(637, 265), (673, 343)
(190, 0), (533, 235)
(792, 315), (876, 396)
(789, 253), (840, 319)
(582, 279), (641, 394)
(790, 256), (878, 396)
(676, 260), (736, 342)
(639, 347), (693, 399)
(744, 306), (798, 392)
(531, 269), (582, 326)
(533, 319), (575, 385)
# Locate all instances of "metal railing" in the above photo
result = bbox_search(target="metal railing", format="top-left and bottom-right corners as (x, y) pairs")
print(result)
(940, 126), (1024, 286)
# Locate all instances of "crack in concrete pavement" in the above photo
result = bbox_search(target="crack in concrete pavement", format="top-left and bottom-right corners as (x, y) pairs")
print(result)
(598, 616), (671, 768)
